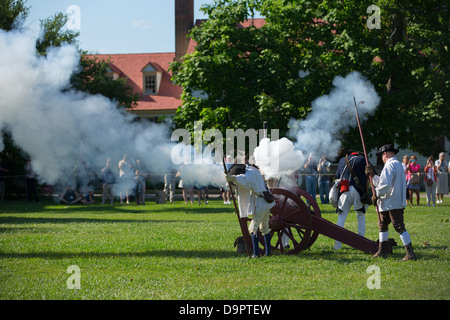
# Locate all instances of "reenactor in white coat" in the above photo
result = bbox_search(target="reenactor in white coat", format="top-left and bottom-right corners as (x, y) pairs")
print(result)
(366, 144), (416, 261)
(226, 164), (276, 258)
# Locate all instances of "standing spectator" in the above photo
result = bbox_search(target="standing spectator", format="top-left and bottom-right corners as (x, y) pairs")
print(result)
(196, 185), (209, 205)
(164, 169), (177, 204)
(424, 156), (437, 207)
(435, 152), (448, 204)
(101, 158), (116, 205)
(406, 155), (421, 206)
(118, 154), (133, 205)
(0, 155), (8, 203)
(317, 155), (331, 204)
(303, 153), (318, 204)
(176, 162), (194, 205)
(402, 155), (410, 202)
(134, 170), (145, 205)
(24, 158), (40, 203)
(135, 159), (148, 205)
(222, 155), (234, 204)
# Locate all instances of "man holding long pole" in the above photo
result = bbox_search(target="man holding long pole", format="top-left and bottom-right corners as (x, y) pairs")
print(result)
(353, 97), (416, 260)
(353, 97), (381, 225)
(365, 144), (417, 261)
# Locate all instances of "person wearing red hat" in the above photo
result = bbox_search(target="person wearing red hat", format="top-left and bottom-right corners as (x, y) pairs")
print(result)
(366, 144), (417, 261)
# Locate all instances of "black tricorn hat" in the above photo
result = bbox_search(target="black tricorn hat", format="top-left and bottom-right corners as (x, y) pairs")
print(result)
(228, 164), (246, 175)
(376, 144), (399, 156)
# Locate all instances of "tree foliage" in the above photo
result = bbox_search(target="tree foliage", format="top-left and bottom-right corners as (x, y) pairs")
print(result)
(70, 54), (139, 109)
(171, 0), (449, 155)
(35, 12), (80, 56)
(34, 12), (138, 108)
(0, 0), (28, 31)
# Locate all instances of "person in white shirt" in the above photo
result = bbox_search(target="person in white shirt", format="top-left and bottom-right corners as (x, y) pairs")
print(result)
(226, 164), (276, 258)
(365, 144), (416, 261)
(435, 152), (449, 203)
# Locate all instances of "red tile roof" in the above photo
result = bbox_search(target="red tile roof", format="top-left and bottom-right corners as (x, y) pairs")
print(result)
(86, 19), (267, 116)
(87, 52), (182, 116)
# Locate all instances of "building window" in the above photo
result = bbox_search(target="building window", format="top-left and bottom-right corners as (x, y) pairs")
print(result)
(142, 63), (162, 95)
(144, 75), (156, 94)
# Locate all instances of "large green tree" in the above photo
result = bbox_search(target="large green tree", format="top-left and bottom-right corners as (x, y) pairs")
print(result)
(171, 0), (449, 156)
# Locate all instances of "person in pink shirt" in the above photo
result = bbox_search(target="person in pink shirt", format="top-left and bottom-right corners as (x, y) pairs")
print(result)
(424, 156), (438, 207)
(406, 155), (421, 206)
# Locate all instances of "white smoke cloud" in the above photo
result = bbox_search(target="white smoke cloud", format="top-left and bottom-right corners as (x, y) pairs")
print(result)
(254, 137), (304, 179)
(0, 29), (178, 188)
(288, 71), (380, 160)
(253, 71), (380, 183)
(171, 144), (227, 189)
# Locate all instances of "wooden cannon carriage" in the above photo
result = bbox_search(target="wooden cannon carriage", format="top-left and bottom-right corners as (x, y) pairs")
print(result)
(237, 187), (379, 256)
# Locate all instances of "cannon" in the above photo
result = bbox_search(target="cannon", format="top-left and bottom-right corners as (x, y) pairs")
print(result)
(237, 187), (379, 256)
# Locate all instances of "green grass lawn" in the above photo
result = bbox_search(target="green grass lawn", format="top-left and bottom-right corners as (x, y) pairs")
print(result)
(0, 194), (449, 300)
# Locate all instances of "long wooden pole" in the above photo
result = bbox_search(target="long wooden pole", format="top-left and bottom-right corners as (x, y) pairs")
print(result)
(222, 155), (253, 256)
(353, 96), (381, 224)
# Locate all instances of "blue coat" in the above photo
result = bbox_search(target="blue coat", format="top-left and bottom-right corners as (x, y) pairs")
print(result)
(335, 154), (370, 198)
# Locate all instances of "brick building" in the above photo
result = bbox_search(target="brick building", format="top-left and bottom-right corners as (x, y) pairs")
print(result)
(87, 0), (265, 122)
(86, 0), (196, 121)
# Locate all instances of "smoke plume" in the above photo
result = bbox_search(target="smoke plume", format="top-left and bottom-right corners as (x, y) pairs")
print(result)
(288, 71), (380, 159)
(254, 72), (380, 183)
(0, 29), (179, 190)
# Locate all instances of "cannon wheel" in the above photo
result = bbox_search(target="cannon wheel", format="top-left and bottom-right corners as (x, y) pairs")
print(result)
(264, 188), (321, 254)
(293, 187), (322, 250)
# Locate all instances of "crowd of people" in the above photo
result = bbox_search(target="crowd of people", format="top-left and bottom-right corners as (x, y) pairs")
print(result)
(0, 153), (236, 206)
(401, 152), (449, 207)
(0, 150), (448, 210)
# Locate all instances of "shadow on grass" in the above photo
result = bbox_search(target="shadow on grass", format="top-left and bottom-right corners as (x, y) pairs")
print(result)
(0, 249), (240, 260)
(0, 245), (442, 261)
(0, 200), (234, 215)
(0, 216), (204, 227)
